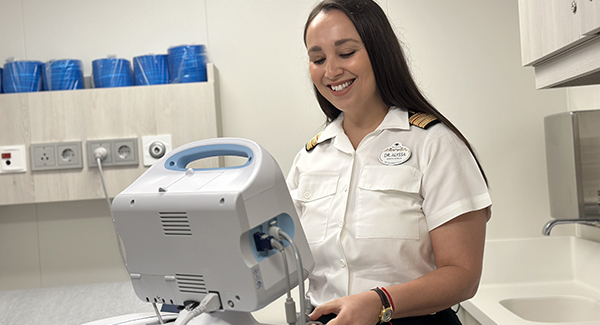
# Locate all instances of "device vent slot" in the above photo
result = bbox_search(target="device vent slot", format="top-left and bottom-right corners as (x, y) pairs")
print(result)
(176, 274), (208, 294)
(159, 212), (192, 236)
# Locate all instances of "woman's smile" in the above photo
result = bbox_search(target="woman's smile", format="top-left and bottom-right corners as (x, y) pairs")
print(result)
(328, 79), (355, 93)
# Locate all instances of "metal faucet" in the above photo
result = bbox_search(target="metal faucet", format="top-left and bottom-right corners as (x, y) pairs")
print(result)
(543, 218), (600, 236)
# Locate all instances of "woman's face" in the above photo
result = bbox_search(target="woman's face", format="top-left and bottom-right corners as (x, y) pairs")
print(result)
(305, 9), (384, 116)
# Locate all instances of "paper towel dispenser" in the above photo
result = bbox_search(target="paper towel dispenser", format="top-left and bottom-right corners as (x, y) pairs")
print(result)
(545, 110), (600, 219)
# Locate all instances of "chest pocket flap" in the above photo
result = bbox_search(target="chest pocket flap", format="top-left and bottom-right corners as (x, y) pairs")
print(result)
(358, 165), (422, 193)
(297, 172), (339, 202)
(356, 165), (423, 240)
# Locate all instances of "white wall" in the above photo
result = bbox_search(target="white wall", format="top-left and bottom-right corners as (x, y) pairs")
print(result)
(0, 0), (582, 290)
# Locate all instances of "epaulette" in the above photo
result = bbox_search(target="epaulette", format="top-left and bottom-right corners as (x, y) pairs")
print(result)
(305, 132), (323, 152)
(408, 111), (440, 129)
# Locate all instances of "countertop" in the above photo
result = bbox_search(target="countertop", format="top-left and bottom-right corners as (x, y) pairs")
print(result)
(462, 236), (600, 325)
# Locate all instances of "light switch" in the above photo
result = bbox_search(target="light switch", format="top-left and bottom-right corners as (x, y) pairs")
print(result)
(0, 145), (27, 173)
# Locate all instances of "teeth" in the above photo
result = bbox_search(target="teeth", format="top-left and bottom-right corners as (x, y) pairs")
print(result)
(331, 80), (352, 92)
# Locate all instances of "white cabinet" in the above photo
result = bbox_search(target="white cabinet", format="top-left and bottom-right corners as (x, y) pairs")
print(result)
(518, 0), (600, 89)
(582, 0), (600, 35)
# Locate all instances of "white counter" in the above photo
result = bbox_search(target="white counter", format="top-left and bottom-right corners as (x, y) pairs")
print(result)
(462, 236), (600, 325)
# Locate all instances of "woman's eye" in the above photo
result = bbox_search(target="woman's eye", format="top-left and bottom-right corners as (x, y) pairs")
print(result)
(312, 58), (325, 65)
(340, 51), (356, 58)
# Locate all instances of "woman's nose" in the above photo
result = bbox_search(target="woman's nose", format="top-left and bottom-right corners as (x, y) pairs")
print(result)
(324, 58), (343, 79)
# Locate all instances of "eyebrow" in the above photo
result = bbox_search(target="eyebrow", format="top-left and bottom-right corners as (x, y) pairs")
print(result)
(307, 38), (362, 53)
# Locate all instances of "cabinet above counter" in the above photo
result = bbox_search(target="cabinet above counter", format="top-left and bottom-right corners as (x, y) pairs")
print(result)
(518, 0), (600, 89)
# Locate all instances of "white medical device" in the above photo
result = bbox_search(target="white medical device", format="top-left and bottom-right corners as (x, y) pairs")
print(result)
(111, 138), (314, 324)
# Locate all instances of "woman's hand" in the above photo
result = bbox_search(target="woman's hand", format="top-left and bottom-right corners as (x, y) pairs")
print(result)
(309, 290), (382, 325)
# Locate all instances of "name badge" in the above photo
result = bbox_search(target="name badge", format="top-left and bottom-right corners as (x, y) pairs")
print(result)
(379, 142), (411, 166)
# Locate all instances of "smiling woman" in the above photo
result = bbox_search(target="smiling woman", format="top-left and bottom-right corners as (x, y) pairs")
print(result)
(306, 10), (385, 146)
(286, 1), (493, 325)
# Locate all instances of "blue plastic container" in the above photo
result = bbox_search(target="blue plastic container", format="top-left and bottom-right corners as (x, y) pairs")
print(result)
(167, 45), (207, 83)
(92, 58), (133, 88)
(2, 61), (43, 93)
(43, 59), (84, 91)
(133, 54), (169, 85)
(0, 67), (3, 93)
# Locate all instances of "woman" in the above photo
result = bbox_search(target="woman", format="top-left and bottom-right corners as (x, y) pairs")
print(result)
(286, 1), (492, 324)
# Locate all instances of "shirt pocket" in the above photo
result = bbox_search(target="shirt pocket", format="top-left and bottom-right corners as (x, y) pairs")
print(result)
(356, 165), (423, 240)
(295, 172), (339, 243)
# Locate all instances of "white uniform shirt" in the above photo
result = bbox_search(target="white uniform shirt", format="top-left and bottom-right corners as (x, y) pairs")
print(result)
(286, 108), (491, 307)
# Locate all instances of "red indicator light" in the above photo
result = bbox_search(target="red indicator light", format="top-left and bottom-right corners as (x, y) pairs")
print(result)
(1, 153), (11, 159)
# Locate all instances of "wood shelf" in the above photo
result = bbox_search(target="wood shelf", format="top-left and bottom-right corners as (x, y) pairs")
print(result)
(0, 64), (220, 206)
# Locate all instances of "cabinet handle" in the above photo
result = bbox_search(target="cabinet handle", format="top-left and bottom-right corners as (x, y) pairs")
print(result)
(572, 0), (577, 14)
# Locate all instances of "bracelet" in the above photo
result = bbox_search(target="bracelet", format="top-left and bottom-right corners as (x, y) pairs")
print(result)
(370, 287), (394, 323)
(380, 286), (395, 311)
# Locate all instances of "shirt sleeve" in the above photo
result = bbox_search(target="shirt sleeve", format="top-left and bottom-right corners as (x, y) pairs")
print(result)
(419, 125), (492, 231)
(286, 149), (304, 218)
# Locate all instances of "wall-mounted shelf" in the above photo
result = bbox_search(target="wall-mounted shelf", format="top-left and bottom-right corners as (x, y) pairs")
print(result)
(0, 64), (220, 206)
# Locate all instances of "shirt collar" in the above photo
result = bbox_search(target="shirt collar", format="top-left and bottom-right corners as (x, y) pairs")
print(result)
(375, 107), (411, 131)
(318, 107), (410, 143)
(315, 107), (410, 154)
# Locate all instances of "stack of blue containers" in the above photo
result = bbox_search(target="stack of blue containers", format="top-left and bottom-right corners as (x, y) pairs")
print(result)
(43, 59), (84, 91)
(133, 54), (169, 85)
(168, 45), (207, 83)
(2, 61), (43, 93)
(92, 58), (133, 88)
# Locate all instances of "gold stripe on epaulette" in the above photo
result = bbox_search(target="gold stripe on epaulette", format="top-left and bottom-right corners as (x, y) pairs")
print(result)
(306, 132), (323, 152)
(409, 111), (439, 129)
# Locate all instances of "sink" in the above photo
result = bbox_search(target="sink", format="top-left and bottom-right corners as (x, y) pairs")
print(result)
(460, 236), (600, 324)
(500, 295), (600, 323)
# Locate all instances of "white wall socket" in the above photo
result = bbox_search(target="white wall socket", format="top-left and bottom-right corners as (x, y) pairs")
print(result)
(142, 135), (172, 167)
(0, 145), (27, 173)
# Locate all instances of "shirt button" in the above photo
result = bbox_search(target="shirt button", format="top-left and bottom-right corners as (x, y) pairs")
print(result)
(339, 259), (346, 268)
(303, 191), (311, 199)
(343, 186), (348, 192)
(338, 220), (344, 228)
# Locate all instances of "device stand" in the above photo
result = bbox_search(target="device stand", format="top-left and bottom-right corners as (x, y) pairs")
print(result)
(176, 310), (274, 325)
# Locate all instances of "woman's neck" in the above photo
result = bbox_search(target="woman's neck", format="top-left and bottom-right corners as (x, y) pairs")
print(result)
(342, 104), (389, 150)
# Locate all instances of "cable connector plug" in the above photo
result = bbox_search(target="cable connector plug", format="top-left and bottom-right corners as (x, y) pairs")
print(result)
(254, 232), (275, 251)
(93, 146), (108, 161)
(268, 221), (283, 241)
(181, 293), (221, 325)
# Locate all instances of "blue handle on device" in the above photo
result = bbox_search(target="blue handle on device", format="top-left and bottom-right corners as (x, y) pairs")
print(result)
(164, 143), (254, 171)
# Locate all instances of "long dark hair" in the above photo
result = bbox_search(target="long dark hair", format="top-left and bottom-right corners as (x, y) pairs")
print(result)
(304, 0), (487, 184)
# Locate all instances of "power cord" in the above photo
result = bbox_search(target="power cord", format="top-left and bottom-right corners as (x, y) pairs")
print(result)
(269, 224), (309, 325)
(93, 147), (111, 210)
(93, 146), (166, 324)
(270, 239), (297, 325)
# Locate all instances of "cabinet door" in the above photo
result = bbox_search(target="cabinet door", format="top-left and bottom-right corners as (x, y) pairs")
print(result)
(581, 0), (600, 35)
(519, 0), (584, 65)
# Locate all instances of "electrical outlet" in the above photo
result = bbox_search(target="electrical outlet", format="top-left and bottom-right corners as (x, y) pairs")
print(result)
(32, 145), (56, 169)
(88, 140), (113, 167)
(0, 145), (27, 173)
(57, 142), (83, 168)
(31, 142), (83, 171)
(113, 139), (138, 166)
(142, 135), (172, 166)
(88, 138), (138, 167)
